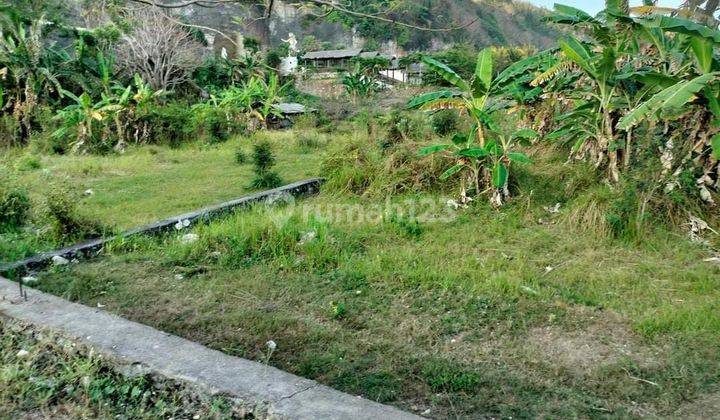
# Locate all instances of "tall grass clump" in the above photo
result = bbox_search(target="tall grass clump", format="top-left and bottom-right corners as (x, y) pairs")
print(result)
(322, 134), (450, 196)
(0, 173), (31, 232)
(43, 184), (104, 240)
(160, 208), (357, 271)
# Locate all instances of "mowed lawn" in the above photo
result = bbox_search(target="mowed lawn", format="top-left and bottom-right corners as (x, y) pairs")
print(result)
(7, 133), (322, 229)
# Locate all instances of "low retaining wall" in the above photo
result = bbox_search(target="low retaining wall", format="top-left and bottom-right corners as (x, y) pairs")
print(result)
(1, 178), (324, 278)
(0, 278), (419, 419)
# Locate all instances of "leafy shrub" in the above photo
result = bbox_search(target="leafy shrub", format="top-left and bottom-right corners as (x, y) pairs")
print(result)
(0, 115), (21, 148)
(380, 111), (430, 150)
(13, 154), (41, 171)
(138, 102), (194, 147)
(0, 177), (31, 232)
(431, 110), (459, 136)
(250, 142), (283, 189)
(192, 57), (235, 90)
(251, 171), (283, 189)
(44, 185), (103, 240)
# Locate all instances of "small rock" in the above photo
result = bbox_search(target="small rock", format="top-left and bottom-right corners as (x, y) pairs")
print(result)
(16, 349), (30, 358)
(210, 251), (222, 259)
(298, 230), (317, 246)
(174, 219), (191, 230)
(52, 255), (69, 266)
(174, 274), (185, 281)
(97, 303), (106, 308)
(84, 189), (94, 196)
(266, 340), (277, 351)
(544, 203), (561, 214)
(180, 233), (199, 244)
(422, 409), (431, 416)
(21, 276), (38, 285)
(544, 266), (554, 273)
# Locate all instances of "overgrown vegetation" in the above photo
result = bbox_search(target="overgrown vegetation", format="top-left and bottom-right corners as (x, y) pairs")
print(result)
(0, 1), (290, 153)
(0, 320), (240, 418)
(3, 0), (720, 418)
(406, 1), (720, 232)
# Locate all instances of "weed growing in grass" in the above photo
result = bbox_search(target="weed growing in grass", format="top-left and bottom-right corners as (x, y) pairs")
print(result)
(13, 154), (41, 171)
(0, 320), (239, 418)
(234, 147), (247, 164)
(0, 176), (31, 232)
(296, 133), (323, 153)
(250, 141), (283, 189)
(44, 184), (104, 240)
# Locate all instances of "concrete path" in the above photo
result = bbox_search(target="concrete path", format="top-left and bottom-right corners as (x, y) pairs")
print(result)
(0, 277), (420, 419)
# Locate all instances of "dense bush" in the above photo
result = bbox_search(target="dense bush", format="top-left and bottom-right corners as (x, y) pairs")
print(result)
(44, 185), (103, 240)
(0, 178), (31, 232)
(379, 111), (431, 150)
(431, 110), (460, 136)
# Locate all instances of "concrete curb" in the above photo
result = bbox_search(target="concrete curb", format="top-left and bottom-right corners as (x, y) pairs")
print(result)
(1, 178), (324, 278)
(0, 277), (420, 419)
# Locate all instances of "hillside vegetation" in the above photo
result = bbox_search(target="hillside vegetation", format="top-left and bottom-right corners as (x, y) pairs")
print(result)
(321, 0), (558, 50)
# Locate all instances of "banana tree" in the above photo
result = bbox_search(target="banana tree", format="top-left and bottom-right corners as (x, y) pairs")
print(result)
(0, 10), (63, 142)
(52, 90), (121, 153)
(533, 3), (644, 182)
(409, 48), (539, 204)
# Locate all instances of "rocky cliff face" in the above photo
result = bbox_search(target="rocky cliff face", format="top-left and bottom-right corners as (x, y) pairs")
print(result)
(171, 0), (557, 54)
(68, 0), (557, 56)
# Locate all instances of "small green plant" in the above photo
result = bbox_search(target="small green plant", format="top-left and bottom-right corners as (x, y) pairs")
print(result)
(250, 141), (283, 189)
(13, 154), (41, 171)
(330, 301), (346, 319)
(386, 211), (423, 237)
(0, 179), (31, 232)
(234, 148), (247, 164)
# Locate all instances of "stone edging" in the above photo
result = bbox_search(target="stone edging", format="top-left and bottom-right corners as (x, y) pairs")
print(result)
(0, 278), (420, 419)
(1, 178), (324, 278)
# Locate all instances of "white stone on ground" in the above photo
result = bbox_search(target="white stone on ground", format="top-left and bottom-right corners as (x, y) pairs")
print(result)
(180, 233), (199, 244)
(298, 230), (317, 245)
(52, 255), (69, 266)
(21, 276), (38, 285)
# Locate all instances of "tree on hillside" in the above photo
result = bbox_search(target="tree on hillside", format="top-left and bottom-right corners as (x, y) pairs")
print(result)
(115, 7), (202, 91)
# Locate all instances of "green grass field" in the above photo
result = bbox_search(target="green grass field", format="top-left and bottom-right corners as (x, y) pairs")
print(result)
(10, 127), (718, 418)
(0, 130), (324, 263)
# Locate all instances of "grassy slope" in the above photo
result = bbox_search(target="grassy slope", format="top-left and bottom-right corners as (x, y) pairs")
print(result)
(0, 131), (323, 263)
(29, 143), (720, 418)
